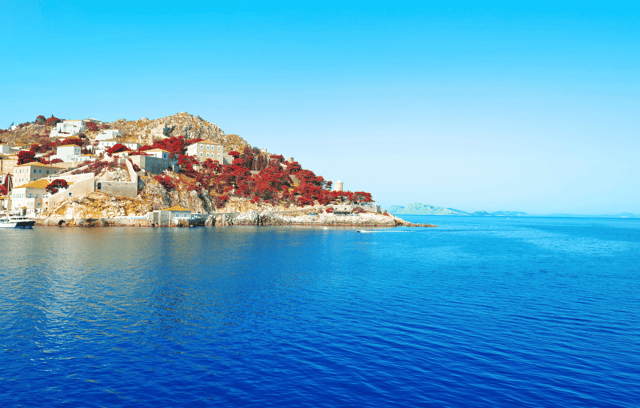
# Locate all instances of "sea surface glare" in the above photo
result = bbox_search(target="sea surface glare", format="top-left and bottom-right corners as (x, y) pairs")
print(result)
(1, 216), (639, 407)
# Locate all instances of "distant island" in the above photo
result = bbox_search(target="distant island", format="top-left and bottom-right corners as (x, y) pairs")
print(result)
(388, 203), (469, 216)
(389, 203), (639, 218)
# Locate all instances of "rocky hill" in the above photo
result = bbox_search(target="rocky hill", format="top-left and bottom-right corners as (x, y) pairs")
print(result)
(1, 112), (249, 153)
(112, 112), (248, 151)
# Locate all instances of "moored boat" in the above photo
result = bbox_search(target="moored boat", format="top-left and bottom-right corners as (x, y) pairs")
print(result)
(0, 214), (36, 229)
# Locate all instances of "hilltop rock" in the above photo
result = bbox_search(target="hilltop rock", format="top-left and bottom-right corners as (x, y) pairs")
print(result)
(111, 112), (248, 152)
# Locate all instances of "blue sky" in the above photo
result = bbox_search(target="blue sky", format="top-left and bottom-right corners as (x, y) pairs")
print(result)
(1, 1), (638, 214)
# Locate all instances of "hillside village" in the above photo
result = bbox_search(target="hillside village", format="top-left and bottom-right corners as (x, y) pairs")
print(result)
(1, 113), (418, 227)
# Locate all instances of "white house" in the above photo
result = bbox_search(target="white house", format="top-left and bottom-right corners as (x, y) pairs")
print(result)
(50, 120), (86, 138)
(75, 154), (98, 163)
(96, 129), (122, 141)
(54, 144), (82, 162)
(97, 139), (141, 153)
(144, 148), (170, 159)
(186, 140), (224, 163)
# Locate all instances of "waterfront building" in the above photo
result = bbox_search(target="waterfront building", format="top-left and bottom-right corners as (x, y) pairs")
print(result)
(148, 205), (193, 226)
(12, 163), (65, 187)
(9, 179), (50, 215)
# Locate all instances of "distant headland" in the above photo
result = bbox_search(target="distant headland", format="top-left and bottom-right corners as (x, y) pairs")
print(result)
(389, 203), (639, 218)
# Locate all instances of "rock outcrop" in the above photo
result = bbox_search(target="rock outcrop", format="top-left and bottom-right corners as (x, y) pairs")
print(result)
(110, 112), (248, 151)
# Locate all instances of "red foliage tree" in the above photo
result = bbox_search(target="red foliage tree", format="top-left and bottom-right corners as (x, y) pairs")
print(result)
(61, 137), (83, 147)
(17, 150), (36, 165)
(85, 121), (99, 132)
(177, 154), (199, 178)
(46, 179), (68, 195)
(212, 194), (229, 209)
(154, 174), (176, 191)
(106, 143), (130, 156)
(45, 115), (61, 127)
(35, 115), (46, 125)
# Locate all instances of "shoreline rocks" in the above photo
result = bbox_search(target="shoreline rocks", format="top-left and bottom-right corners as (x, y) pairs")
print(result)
(35, 211), (437, 228)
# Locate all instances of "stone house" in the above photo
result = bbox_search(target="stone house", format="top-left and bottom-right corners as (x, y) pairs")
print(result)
(0, 158), (18, 174)
(12, 163), (65, 187)
(186, 140), (224, 163)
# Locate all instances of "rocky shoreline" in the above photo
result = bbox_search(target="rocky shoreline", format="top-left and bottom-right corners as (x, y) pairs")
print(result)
(35, 211), (437, 228)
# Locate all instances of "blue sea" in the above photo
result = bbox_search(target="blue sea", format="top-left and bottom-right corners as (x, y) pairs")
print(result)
(1, 216), (639, 407)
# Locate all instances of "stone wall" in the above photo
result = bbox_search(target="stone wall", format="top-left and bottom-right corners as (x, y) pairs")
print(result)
(46, 175), (96, 209)
(97, 181), (137, 198)
(130, 155), (170, 175)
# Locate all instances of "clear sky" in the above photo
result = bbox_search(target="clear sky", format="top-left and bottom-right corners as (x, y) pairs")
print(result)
(1, 1), (638, 214)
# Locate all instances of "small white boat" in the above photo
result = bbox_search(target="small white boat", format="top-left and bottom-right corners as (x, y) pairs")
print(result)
(0, 214), (36, 229)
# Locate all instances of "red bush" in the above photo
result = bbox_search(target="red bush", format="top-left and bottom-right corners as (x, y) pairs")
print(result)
(46, 179), (68, 195)
(154, 174), (176, 191)
(17, 150), (36, 165)
(85, 121), (99, 132)
(61, 137), (83, 147)
(106, 143), (130, 156)
(45, 115), (61, 127)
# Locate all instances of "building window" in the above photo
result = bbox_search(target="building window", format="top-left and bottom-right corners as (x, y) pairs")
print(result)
(46, 170), (50, 174)
(33, 169), (37, 173)
(97, 183), (101, 190)
(218, 146), (221, 151)
(199, 144), (203, 149)
(29, 193), (32, 198)
(199, 153), (203, 157)
(218, 154), (221, 158)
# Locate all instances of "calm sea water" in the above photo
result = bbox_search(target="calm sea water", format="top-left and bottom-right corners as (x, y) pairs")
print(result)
(1, 217), (639, 407)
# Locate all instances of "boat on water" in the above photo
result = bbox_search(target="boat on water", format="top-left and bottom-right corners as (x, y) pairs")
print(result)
(0, 214), (36, 229)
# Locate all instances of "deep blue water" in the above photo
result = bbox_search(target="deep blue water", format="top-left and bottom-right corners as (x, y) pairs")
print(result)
(1, 217), (639, 407)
